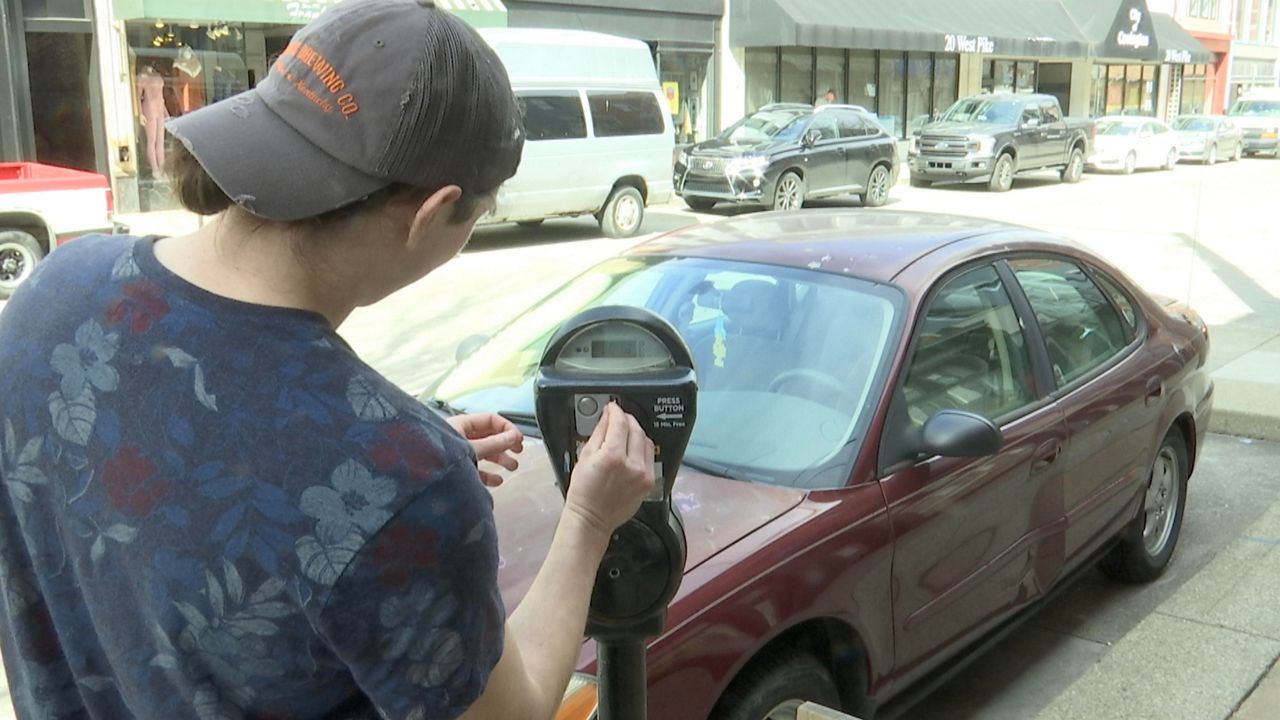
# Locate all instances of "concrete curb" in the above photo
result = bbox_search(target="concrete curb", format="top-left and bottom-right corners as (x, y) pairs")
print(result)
(1210, 409), (1280, 443)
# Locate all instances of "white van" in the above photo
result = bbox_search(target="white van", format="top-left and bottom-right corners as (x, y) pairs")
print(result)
(478, 28), (674, 238)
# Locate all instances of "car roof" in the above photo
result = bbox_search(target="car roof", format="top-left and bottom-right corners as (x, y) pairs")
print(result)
(626, 210), (1040, 284)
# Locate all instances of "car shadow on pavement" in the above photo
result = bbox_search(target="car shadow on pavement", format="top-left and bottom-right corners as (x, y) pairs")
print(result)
(466, 211), (700, 253)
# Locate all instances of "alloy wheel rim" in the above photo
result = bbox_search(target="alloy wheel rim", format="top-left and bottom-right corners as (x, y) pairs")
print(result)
(778, 177), (801, 209)
(614, 195), (641, 232)
(1070, 153), (1082, 180)
(998, 158), (1012, 188)
(1142, 446), (1180, 556)
(762, 699), (805, 720)
(869, 168), (889, 203)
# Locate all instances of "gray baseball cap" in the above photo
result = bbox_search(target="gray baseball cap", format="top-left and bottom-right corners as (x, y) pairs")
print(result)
(167, 0), (524, 221)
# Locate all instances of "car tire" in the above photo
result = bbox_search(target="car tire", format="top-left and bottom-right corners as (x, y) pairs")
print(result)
(1232, 144), (1243, 162)
(597, 185), (645, 238)
(1164, 147), (1178, 170)
(516, 219), (544, 228)
(1206, 145), (1217, 165)
(909, 176), (932, 188)
(988, 153), (1015, 192)
(772, 171), (806, 211)
(712, 649), (842, 720)
(684, 197), (718, 212)
(1123, 151), (1137, 175)
(0, 229), (44, 300)
(1100, 427), (1189, 583)
(1060, 147), (1084, 183)
(862, 164), (892, 207)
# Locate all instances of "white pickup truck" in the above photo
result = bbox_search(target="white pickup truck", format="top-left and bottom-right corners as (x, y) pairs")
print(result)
(1, 162), (126, 299)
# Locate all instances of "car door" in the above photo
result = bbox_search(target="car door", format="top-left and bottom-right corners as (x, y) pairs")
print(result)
(1007, 257), (1163, 571)
(800, 113), (846, 195)
(1016, 104), (1047, 167)
(835, 110), (880, 193)
(1039, 100), (1068, 166)
(496, 90), (593, 222)
(878, 263), (1067, 682)
(1139, 122), (1164, 167)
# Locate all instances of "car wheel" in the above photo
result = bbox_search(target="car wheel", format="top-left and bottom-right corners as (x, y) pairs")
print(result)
(1122, 151), (1137, 175)
(597, 185), (645, 238)
(909, 176), (932, 188)
(1100, 427), (1189, 583)
(1060, 147), (1084, 183)
(684, 196), (718, 212)
(1206, 145), (1217, 165)
(1233, 143), (1243, 162)
(1164, 147), (1178, 170)
(862, 164), (892, 207)
(712, 650), (842, 720)
(0, 230), (44, 300)
(516, 219), (544, 228)
(988, 153), (1015, 192)
(772, 172), (806, 211)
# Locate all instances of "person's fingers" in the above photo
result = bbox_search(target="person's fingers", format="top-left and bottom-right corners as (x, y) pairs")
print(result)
(625, 415), (647, 465)
(469, 429), (522, 460)
(478, 469), (505, 488)
(491, 451), (519, 472)
(585, 403), (613, 453)
(601, 403), (629, 455)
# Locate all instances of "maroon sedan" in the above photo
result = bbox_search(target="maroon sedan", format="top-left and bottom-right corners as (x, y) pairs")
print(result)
(428, 210), (1213, 719)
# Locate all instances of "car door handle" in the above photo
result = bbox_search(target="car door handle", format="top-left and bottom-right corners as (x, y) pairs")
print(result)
(1145, 377), (1164, 405)
(1033, 441), (1063, 470)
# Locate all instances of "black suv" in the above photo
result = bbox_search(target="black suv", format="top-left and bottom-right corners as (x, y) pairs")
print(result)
(675, 103), (899, 211)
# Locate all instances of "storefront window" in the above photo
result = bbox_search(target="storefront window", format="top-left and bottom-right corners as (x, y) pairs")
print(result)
(878, 51), (905, 137)
(745, 47), (778, 113)
(905, 52), (932, 137)
(816, 49), (846, 105)
(21, 0), (86, 19)
(1091, 64), (1107, 117)
(1015, 61), (1038, 93)
(933, 56), (958, 117)
(1124, 65), (1142, 111)
(1038, 63), (1073, 114)
(1106, 64), (1126, 115)
(990, 60), (1016, 93)
(847, 50), (877, 114)
(780, 47), (813, 103)
(1180, 64), (1208, 115)
(124, 21), (293, 212)
(1097, 63), (1159, 117)
(25, 31), (96, 172)
(1140, 65), (1156, 115)
(659, 47), (714, 144)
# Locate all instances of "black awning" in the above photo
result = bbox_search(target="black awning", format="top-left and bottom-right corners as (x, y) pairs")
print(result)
(1151, 12), (1216, 64)
(732, 0), (1094, 58)
(506, 0), (719, 44)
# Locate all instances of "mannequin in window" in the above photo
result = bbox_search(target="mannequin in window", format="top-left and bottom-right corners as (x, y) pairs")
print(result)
(136, 64), (169, 177)
(171, 46), (206, 115)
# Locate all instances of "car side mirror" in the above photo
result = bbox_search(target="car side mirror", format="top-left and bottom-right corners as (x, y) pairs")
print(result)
(1021, 118), (1040, 129)
(803, 129), (822, 147)
(456, 333), (488, 364)
(909, 410), (1003, 458)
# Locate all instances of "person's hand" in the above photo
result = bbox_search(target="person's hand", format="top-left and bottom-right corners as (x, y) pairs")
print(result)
(564, 403), (655, 538)
(446, 412), (524, 487)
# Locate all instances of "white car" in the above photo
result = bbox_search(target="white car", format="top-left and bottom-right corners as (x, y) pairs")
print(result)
(1086, 116), (1180, 174)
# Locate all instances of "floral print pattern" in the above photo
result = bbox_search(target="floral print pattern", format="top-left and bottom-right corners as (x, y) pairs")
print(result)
(0, 235), (504, 719)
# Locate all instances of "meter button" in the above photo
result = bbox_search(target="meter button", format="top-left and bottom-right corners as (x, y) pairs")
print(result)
(578, 396), (601, 417)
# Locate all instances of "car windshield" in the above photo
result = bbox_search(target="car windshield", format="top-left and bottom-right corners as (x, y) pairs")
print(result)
(1173, 118), (1216, 132)
(717, 110), (809, 143)
(432, 256), (903, 489)
(1096, 121), (1139, 136)
(938, 98), (1021, 124)
(1228, 100), (1280, 117)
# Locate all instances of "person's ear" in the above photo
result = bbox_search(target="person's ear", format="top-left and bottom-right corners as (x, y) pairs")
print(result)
(405, 185), (463, 250)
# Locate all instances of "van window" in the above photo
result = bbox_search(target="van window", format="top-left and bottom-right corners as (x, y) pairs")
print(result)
(518, 91), (587, 141)
(588, 91), (665, 137)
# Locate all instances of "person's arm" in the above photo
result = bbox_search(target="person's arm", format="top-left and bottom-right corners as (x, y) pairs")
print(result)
(460, 403), (654, 720)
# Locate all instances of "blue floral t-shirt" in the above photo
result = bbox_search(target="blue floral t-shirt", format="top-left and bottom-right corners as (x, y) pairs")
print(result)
(0, 235), (504, 719)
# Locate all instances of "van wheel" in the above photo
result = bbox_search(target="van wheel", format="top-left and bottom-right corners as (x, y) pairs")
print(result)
(0, 230), (44, 299)
(598, 186), (644, 238)
(712, 649), (842, 720)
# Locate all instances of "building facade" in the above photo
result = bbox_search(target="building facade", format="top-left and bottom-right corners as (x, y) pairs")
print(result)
(1231, 0), (1280, 102)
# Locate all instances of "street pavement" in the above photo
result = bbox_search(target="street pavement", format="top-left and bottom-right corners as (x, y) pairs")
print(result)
(2, 158), (1279, 718)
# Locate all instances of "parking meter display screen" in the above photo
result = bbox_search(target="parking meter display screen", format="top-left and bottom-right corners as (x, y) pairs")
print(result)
(555, 323), (674, 374)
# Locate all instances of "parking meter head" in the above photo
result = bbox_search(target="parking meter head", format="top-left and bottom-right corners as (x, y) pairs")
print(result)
(534, 306), (697, 501)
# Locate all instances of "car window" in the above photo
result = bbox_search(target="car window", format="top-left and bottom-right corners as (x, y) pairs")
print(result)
(587, 91), (664, 137)
(836, 111), (871, 138)
(1010, 258), (1129, 387)
(517, 91), (587, 141)
(1021, 106), (1041, 125)
(901, 265), (1036, 427)
(1089, 269), (1140, 342)
(1040, 102), (1062, 123)
(809, 114), (839, 141)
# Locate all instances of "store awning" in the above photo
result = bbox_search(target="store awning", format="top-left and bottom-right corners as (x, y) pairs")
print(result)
(731, 0), (1094, 58)
(1151, 12), (1215, 64)
(506, 0), (720, 45)
(112, 0), (506, 27)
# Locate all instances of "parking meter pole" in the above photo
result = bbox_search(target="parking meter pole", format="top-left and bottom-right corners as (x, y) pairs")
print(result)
(596, 638), (647, 720)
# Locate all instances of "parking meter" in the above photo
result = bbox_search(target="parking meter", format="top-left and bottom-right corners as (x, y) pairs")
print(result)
(534, 306), (697, 720)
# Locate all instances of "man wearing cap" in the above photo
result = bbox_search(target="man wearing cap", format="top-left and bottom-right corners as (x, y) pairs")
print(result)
(0, 1), (655, 718)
